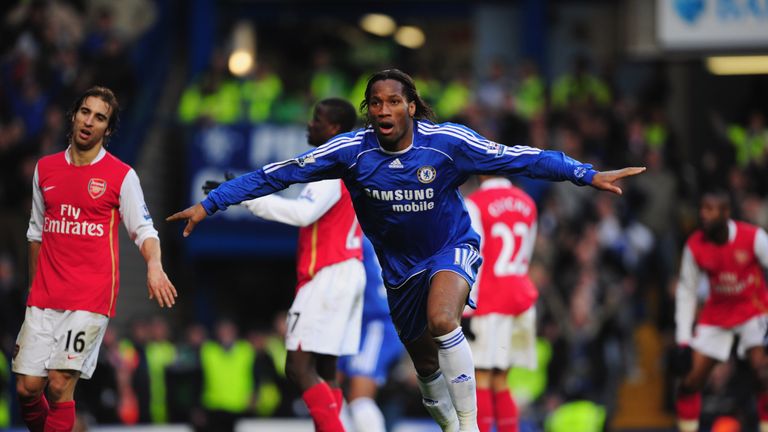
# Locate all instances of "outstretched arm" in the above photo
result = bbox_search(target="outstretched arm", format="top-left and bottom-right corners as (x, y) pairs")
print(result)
(590, 167), (646, 195)
(169, 133), (359, 236)
(445, 123), (645, 187)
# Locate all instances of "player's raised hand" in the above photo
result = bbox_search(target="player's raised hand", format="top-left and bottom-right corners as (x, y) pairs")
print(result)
(147, 264), (177, 308)
(591, 167), (646, 195)
(166, 203), (208, 237)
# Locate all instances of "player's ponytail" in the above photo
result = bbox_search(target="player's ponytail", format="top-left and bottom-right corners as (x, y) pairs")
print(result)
(361, 69), (436, 123)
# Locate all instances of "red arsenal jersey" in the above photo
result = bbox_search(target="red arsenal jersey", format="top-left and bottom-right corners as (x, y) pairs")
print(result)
(295, 181), (362, 290)
(689, 221), (768, 327)
(467, 178), (538, 315)
(29, 150), (132, 317)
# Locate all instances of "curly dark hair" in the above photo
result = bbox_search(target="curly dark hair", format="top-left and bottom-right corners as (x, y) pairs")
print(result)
(359, 69), (436, 123)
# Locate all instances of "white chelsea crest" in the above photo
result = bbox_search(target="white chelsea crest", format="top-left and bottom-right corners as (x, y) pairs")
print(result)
(417, 165), (436, 184)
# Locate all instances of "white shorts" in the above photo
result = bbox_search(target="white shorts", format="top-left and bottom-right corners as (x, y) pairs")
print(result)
(285, 258), (365, 356)
(12, 306), (109, 380)
(691, 314), (768, 362)
(469, 308), (537, 370)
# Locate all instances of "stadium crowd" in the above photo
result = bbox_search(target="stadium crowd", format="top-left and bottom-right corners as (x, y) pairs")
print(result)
(1, 1), (768, 431)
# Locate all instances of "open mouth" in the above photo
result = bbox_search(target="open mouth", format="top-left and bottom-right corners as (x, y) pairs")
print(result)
(78, 129), (92, 141)
(377, 121), (394, 135)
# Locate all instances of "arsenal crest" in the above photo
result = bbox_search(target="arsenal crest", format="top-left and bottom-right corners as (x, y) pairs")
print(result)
(88, 178), (107, 199)
(734, 250), (749, 265)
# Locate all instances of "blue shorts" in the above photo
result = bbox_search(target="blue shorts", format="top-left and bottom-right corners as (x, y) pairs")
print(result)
(385, 244), (482, 343)
(338, 317), (404, 384)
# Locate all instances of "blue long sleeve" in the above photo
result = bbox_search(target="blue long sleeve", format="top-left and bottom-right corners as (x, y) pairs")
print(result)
(200, 130), (365, 214)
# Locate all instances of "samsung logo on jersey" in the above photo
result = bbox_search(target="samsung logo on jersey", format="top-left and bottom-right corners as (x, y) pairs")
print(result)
(364, 188), (434, 201)
(364, 187), (436, 213)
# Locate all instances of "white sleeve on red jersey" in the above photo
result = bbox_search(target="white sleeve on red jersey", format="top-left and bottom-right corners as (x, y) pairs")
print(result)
(119, 168), (159, 248)
(241, 179), (341, 227)
(755, 228), (768, 269)
(465, 198), (484, 243)
(26, 163), (43, 242)
(675, 245), (702, 345)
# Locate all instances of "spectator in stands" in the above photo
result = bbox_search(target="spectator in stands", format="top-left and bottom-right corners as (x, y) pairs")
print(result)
(551, 55), (611, 111)
(199, 319), (258, 432)
(146, 316), (177, 424)
(178, 50), (241, 126)
(167, 323), (206, 425)
(119, 319), (152, 424)
(242, 63), (284, 124)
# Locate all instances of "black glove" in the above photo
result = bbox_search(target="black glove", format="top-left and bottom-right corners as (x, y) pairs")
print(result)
(202, 171), (235, 195)
(669, 344), (693, 376)
(460, 316), (476, 341)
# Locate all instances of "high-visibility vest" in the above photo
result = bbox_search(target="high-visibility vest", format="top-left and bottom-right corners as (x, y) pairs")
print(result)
(551, 73), (611, 109)
(200, 341), (255, 413)
(146, 341), (177, 423)
(645, 123), (668, 150)
(242, 73), (284, 123)
(507, 338), (552, 406)
(435, 80), (470, 121)
(178, 79), (242, 125)
(0, 351), (9, 428)
(254, 381), (281, 417)
(311, 70), (348, 101)
(264, 336), (286, 377)
(545, 400), (606, 432)
(514, 75), (546, 120)
(727, 124), (768, 167)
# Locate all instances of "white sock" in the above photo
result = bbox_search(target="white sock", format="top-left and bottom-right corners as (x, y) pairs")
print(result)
(678, 419), (698, 432)
(339, 398), (354, 431)
(349, 397), (386, 432)
(417, 370), (460, 432)
(434, 326), (478, 432)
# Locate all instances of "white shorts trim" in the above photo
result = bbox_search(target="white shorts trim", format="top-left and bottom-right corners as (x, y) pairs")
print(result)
(285, 258), (365, 356)
(12, 306), (109, 380)
(691, 314), (768, 361)
(469, 308), (537, 370)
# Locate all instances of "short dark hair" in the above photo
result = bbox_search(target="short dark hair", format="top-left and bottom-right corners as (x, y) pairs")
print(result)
(701, 188), (731, 209)
(317, 98), (357, 133)
(67, 86), (120, 142)
(360, 69), (436, 123)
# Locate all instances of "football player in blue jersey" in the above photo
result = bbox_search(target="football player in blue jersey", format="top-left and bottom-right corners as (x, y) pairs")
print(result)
(169, 69), (644, 432)
(337, 237), (404, 432)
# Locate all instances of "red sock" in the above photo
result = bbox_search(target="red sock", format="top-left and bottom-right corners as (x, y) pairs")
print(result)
(476, 388), (494, 432)
(494, 389), (519, 432)
(45, 400), (75, 432)
(21, 394), (50, 432)
(302, 382), (344, 432)
(675, 392), (701, 422)
(758, 392), (768, 423)
(331, 387), (344, 415)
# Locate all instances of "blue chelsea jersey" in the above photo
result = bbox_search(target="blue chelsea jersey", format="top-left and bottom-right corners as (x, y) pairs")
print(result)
(203, 120), (597, 287)
(362, 236), (391, 320)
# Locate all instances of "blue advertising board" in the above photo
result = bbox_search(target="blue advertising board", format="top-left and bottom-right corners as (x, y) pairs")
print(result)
(184, 123), (311, 258)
